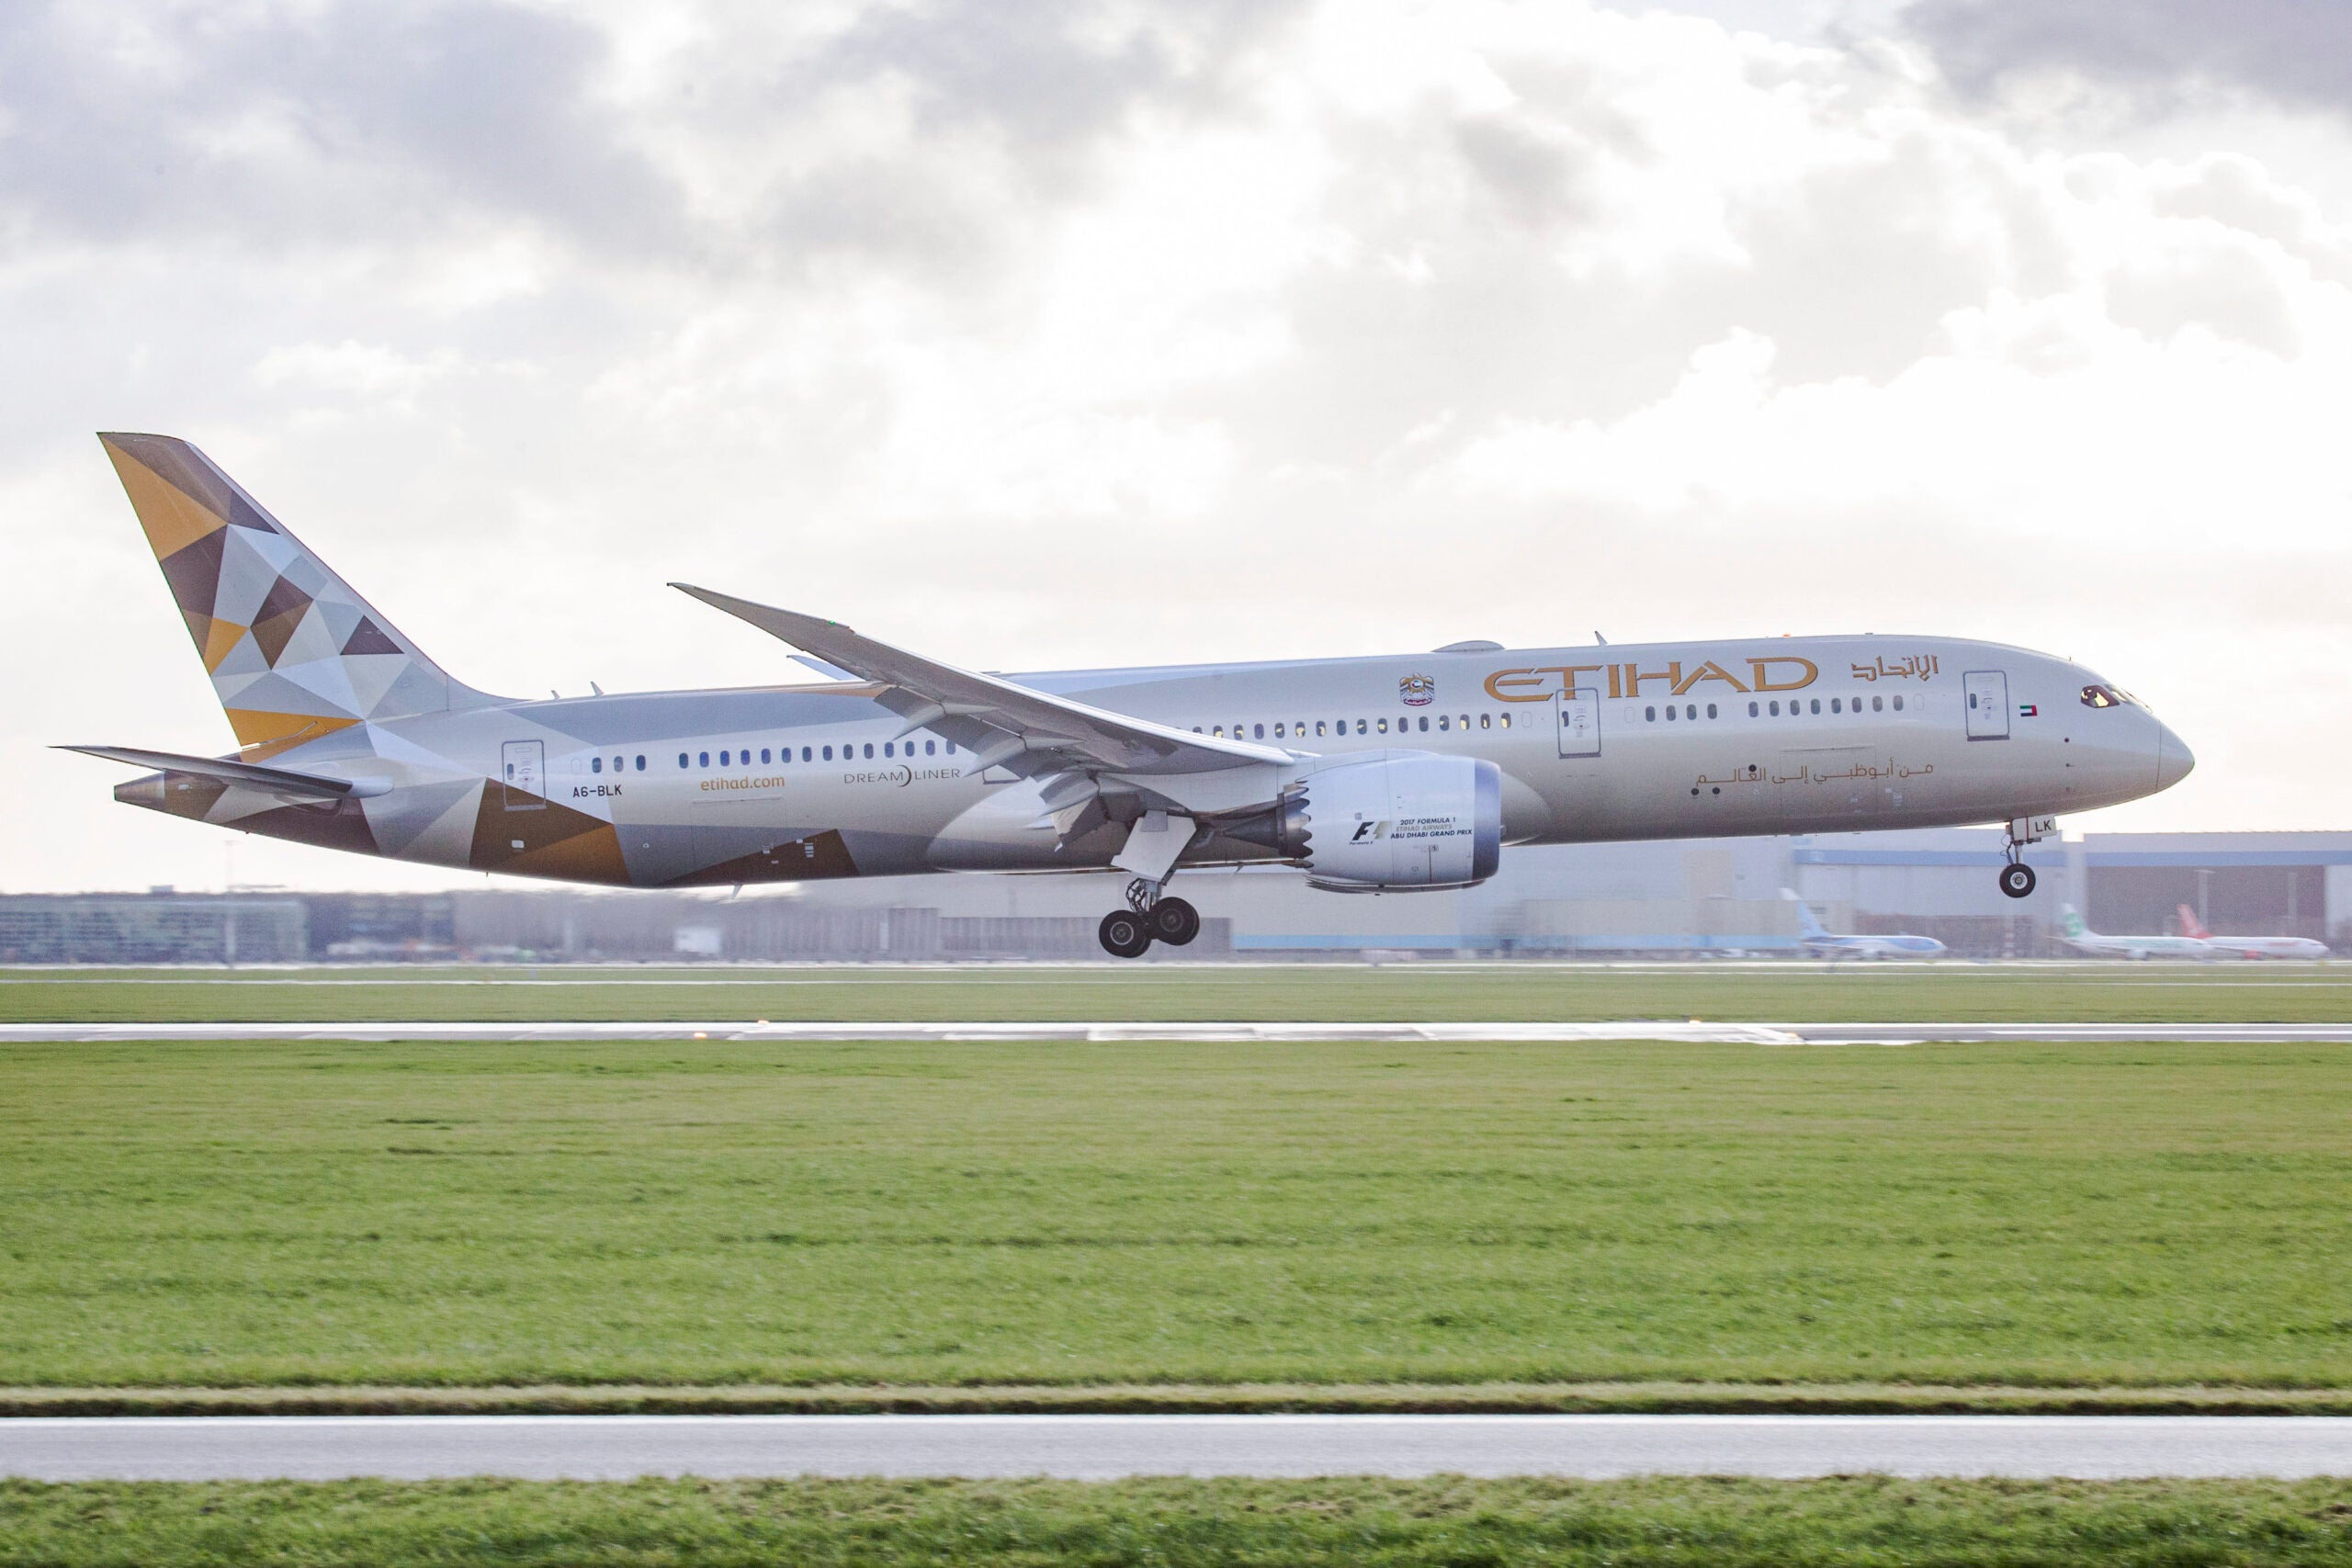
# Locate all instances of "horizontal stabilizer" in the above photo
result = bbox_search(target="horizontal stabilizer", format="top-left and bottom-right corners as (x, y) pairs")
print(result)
(58, 744), (378, 802)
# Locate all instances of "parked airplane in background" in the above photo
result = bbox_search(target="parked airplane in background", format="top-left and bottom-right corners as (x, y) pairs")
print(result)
(2176, 905), (2330, 960)
(68, 434), (2198, 956)
(1780, 889), (1947, 960)
(2057, 907), (2212, 961)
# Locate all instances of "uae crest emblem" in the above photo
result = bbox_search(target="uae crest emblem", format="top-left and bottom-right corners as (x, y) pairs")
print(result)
(1399, 672), (1436, 707)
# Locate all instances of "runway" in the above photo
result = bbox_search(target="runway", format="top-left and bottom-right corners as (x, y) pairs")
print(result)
(12, 1415), (2352, 1481)
(6, 1021), (2352, 1044)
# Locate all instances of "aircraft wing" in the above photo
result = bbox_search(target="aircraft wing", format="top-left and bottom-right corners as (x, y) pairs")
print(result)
(673, 584), (1294, 778)
(58, 744), (373, 802)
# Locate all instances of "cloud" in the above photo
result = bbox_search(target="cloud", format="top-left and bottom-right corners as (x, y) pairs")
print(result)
(7, 0), (2352, 892)
(1907, 0), (2352, 117)
(0, 0), (676, 250)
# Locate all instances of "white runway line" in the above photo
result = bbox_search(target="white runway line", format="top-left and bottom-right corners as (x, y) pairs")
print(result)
(6, 1021), (2352, 1043)
(11, 1415), (2352, 1482)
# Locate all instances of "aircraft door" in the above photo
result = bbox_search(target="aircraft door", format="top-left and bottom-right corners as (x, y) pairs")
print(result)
(501, 739), (546, 808)
(1962, 671), (2010, 740)
(1556, 686), (1601, 758)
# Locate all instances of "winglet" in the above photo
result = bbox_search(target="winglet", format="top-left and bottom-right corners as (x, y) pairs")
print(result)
(671, 582), (850, 650)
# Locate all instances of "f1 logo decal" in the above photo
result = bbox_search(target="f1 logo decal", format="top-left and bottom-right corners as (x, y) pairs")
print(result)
(1351, 820), (1386, 842)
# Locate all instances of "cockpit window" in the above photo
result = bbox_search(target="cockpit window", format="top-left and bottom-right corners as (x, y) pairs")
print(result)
(2079, 683), (2132, 708)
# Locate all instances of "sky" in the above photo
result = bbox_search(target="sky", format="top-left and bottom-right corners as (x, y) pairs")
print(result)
(4, 0), (2348, 893)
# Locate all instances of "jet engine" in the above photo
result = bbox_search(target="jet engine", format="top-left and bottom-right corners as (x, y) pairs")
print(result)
(1241, 753), (1502, 891)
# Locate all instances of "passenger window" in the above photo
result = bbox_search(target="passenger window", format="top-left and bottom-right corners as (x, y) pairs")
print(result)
(1314, 721), (1326, 737)
(678, 752), (689, 769)
(1254, 723), (1266, 739)
(944, 742), (956, 754)
(863, 743), (874, 759)
(822, 745), (833, 761)
(802, 747), (812, 761)
(719, 750), (730, 766)
(1645, 705), (1657, 722)
(1438, 715), (1450, 731)
(1377, 717), (1389, 734)
(1684, 705), (1695, 720)
(1810, 699), (1821, 715)
(1479, 714), (1490, 729)
(1501, 713), (1512, 728)
(699, 751), (710, 767)
(1768, 701), (1779, 716)
(592, 756), (603, 773)
(635, 756), (645, 771)
(761, 748), (772, 764)
(1706, 704), (1717, 719)
(1356, 719), (1368, 735)
(1419, 716), (1430, 731)
(1272, 723), (1284, 738)
(926, 739), (936, 755)
(888, 742), (898, 758)
(1830, 698), (1841, 714)
(1968, 692), (1978, 709)
(1872, 695), (1883, 712)
(1893, 694), (1904, 711)
(1212, 725), (1223, 737)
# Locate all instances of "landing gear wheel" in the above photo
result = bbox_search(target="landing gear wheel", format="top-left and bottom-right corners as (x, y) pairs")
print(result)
(1998, 863), (2037, 899)
(1149, 897), (1200, 947)
(1098, 908), (1153, 959)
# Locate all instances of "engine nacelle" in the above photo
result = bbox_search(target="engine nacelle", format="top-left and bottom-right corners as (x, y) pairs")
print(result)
(1264, 753), (1502, 891)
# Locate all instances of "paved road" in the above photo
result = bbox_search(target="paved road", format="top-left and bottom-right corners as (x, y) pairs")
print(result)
(8, 1021), (2352, 1044)
(11, 1415), (2352, 1481)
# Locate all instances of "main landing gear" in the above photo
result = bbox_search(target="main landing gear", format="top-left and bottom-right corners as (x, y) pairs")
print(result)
(1998, 860), (2037, 899)
(1098, 878), (1199, 958)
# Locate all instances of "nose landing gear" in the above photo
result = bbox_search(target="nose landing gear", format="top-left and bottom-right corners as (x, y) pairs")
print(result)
(1998, 812), (2056, 899)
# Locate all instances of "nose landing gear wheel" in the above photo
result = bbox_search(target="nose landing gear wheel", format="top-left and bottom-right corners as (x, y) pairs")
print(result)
(1998, 863), (2037, 899)
(1098, 908), (1153, 958)
(1149, 897), (1200, 946)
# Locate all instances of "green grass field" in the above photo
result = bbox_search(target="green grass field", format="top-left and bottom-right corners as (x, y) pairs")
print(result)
(6, 1034), (2347, 1393)
(5, 961), (2349, 1022)
(9, 1477), (2352, 1566)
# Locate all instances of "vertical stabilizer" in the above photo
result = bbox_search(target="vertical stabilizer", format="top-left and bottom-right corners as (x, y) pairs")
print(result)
(2177, 903), (2211, 940)
(1779, 887), (1830, 941)
(98, 434), (490, 759)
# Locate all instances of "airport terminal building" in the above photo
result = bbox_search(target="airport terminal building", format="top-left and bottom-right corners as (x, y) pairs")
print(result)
(5, 829), (2346, 963)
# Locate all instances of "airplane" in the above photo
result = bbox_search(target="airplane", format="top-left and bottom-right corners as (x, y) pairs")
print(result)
(2176, 904), (2330, 961)
(1779, 888), (1946, 960)
(2055, 906), (2213, 961)
(66, 434), (2198, 958)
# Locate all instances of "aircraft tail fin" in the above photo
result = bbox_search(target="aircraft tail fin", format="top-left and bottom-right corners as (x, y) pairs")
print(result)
(97, 433), (492, 761)
(2177, 903), (2211, 940)
(1779, 886), (1830, 941)
(2060, 904), (2090, 940)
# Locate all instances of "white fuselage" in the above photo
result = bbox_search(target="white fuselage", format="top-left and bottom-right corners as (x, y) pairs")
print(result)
(175, 631), (2197, 891)
(2203, 936), (2331, 960)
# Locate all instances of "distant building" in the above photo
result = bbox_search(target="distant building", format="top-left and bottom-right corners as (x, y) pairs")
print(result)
(4, 829), (2345, 962)
(0, 891), (308, 964)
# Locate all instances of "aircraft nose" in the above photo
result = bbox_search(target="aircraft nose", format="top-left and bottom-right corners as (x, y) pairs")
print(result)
(2155, 721), (2195, 791)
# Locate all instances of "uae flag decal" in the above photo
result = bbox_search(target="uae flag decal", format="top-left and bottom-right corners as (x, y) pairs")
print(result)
(2019, 704), (2039, 716)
